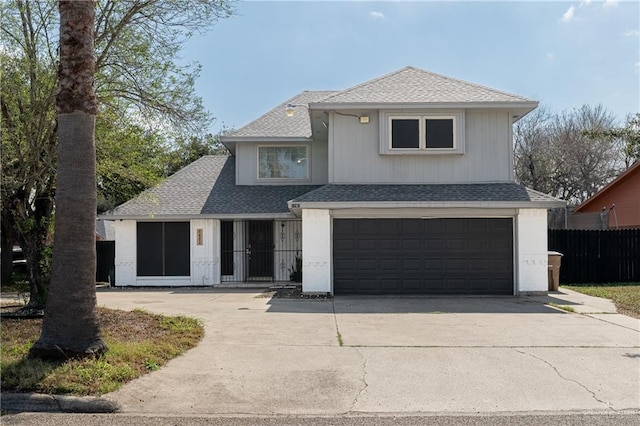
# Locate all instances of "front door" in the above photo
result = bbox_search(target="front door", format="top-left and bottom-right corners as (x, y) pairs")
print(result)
(247, 221), (274, 280)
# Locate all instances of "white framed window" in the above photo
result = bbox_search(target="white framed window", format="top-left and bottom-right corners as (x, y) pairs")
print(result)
(380, 110), (465, 155)
(257, 145), (309, 180)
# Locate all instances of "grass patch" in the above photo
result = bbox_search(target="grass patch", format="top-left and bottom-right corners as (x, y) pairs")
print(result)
(0, 307), (204, 396)
(336, 331), (344, 347)
(1, 274), (31, 305)
(563, 283), (640, 319)
(547, 302), (576, 313)
(1, 273), (30, 292)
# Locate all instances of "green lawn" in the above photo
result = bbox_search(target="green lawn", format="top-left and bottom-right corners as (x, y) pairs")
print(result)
(562, 283), (640, 319)
(1, 307), (204, 396)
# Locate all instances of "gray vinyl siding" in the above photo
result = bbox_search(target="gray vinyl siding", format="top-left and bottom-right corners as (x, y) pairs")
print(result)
(235, 141), (329, 186)
(329, 110), (513, 184)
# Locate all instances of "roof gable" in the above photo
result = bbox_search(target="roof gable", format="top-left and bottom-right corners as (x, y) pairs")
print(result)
(313, 66), (535, 105)
(223, 66), (537, 141)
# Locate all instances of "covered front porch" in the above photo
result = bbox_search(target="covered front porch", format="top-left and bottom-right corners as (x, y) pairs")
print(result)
(220, 219), (302, 284)
(113, 218), (302, 287)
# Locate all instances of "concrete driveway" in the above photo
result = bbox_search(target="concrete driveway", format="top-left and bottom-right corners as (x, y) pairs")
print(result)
(96, 289), (640, 415)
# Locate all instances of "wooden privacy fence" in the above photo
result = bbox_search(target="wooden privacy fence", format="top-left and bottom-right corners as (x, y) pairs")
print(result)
(96, 240), (115, 284)
(548, 229), (640, 284)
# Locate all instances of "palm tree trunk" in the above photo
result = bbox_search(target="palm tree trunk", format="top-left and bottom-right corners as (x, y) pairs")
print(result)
(31, 0), (107, 359)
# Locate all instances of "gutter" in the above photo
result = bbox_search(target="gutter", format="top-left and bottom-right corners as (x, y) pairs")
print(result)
(308, 101), (539, 111)
(287, 200), (566, 215)
(97, 212), (298, 221)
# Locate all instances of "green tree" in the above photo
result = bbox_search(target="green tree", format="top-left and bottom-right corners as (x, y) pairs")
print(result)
(164, 133), (229, 176)
(1, 2), (58, 300)
(1, 0), (235, 302)
(585, 113), (640, 166)
(95, 112), (169, 212)
(31, 0), (107, 359)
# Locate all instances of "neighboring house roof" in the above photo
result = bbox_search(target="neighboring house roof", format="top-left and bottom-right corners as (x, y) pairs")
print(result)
(223, 90), (338, 140)
(290, 183), (564, 208)
(311, 66), (535, 106)
(101, 155), (321, 219)
(574, 161), (640, 213)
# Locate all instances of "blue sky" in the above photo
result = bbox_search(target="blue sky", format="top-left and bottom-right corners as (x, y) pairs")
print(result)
(181, 0), (639, 134)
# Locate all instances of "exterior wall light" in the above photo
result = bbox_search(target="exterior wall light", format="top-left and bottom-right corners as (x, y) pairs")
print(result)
(285, 103), (308, 117)
(334, 111), (370, 124)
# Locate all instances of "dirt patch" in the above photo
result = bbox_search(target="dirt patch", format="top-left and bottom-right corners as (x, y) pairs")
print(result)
(98, 308), (178, 342)
(1, 304), (44, 319)
(0, 307), (178, 342)
(259, 285), (332, 299)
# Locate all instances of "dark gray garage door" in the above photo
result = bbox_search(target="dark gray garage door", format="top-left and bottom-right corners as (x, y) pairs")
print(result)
(333, 218), (513, 295)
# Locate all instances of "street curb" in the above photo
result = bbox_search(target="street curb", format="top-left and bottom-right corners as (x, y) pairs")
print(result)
(1, 393), (121, 413)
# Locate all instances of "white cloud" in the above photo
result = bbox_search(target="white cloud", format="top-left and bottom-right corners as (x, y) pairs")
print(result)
(635, 61), (640, 74)
(547, 52), (555, 60)
(580, 0), (591, 7)
(561, 5), (575, 23)
(603, 0), (619, 8)
(625, 30), (640, 37)
(369, 11), (385, 19)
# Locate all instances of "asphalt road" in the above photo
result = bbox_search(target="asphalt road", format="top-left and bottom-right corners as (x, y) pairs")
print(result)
(3, 412), (640, 426)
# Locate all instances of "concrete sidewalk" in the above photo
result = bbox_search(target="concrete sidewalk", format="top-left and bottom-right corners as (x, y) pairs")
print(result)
(89, 288), (640, 415)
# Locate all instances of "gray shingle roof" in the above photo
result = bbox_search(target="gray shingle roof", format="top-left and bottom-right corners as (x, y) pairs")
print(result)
(292, 183), (563, 206)
(225, 91), (338, 139)
(314, 66), (534, 105)
(223, 66), (535, 141)
(104, 155), (321, 217)
(103, 156), (563, 218)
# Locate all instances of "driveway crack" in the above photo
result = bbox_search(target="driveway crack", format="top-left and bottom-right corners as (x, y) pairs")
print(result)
(331, 299), (343, 346)
(514, 348), (616, 411)
(349, 347), (369, 412)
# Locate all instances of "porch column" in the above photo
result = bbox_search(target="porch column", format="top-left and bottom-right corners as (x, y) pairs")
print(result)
(190, 219), (219, 285)
(516, 209), (549, 293)
(302, 209), (332, 294)
(114, 220), (136, 286)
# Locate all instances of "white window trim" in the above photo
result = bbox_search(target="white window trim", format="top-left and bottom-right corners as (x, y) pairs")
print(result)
(380, 110), (465, 155)
(256, 144), (311, 181)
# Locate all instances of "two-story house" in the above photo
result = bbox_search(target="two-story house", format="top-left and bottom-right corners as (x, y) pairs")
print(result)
(103, 66), (564, 295)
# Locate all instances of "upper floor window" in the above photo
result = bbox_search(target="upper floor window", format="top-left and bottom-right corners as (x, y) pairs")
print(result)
(381, 111), (465, 155)
(258, 146), (308, 179)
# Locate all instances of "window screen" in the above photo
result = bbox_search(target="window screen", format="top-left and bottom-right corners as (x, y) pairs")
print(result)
(391, 119), (420, 148)
(221, 221), (234, 276)
(137, 222), (190, 277)
(137, 222), (163, 276)
(164, 222), (190, 276)
(425, 119), (454, 148)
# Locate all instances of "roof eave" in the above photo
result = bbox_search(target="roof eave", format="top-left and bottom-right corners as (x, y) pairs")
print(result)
(288, 200), (566, 212)
(308, 101), (538, 111)
(220, 136), (312, 143)
(97, 212), (298, 221)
